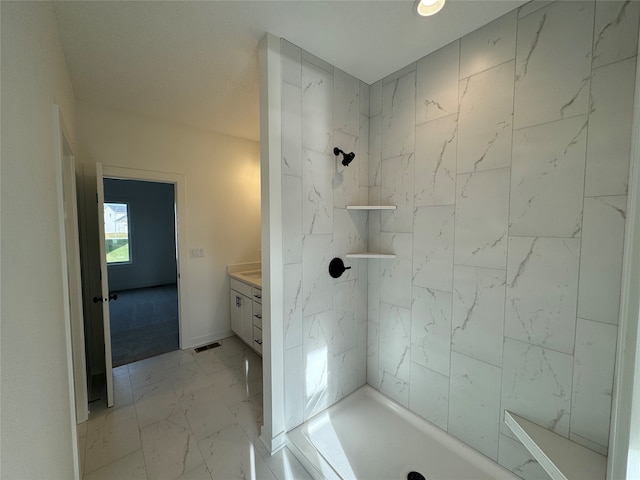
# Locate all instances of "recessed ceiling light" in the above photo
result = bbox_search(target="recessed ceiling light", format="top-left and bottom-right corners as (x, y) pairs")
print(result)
(414, 0), (446, 17)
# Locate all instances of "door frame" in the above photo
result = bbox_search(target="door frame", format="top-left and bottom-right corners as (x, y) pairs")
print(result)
(100, 165), (190, 350)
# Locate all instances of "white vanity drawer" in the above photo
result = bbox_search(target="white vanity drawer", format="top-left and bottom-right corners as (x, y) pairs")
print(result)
(253, 302), (262, 328)
(230, 278), (252, 297)
(253, 326), (263, 354)
(252, 287), (262, 303)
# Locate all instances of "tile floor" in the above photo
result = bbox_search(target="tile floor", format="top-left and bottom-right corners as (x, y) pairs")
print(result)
(77, 336), (313, 480)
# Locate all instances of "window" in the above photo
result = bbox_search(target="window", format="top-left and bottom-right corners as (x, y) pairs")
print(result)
(104, 202), (131, 264)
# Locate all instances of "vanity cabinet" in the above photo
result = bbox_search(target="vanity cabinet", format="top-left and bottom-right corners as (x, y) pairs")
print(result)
(230, 277), (262, 355)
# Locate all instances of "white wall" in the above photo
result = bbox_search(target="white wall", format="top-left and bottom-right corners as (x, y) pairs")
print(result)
(0, 2), (78, 478)
(75, 102), (261, 366)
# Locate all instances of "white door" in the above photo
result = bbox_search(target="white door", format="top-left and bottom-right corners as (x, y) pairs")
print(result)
(95, 163), (114, 407)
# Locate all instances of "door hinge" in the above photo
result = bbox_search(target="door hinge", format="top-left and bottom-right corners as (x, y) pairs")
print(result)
(96, 193), (98, 203)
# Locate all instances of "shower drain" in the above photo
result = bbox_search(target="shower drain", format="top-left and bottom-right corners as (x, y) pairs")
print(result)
(407, 472), (426, 480)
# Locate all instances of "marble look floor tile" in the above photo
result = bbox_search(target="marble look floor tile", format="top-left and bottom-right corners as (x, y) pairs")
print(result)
(83, 449), (146, 480)
(379, 302), (411, 383)
(505, 236), (580, 354)
(497, 434), (549, 480)
(141, 413), (204, 480)
(84, 404), (141, 474)
(133, 378), (182, 429)
(192, 348), (229, 377)
(199, 423), (277, 480)
(113, 372), (133, 408)
(460, 10), (516, 79)
(448, 352), (501, 460)
(229, 393), (264, 446)
(454, 168), (510, 269)
(414, 114), (458, 207)
(412, 205), (455, 292)
(510, 115), (587, 238)
(411, 286), (451, 377)
(180, 384), (237, 440)
(409, 362), (449, 430)
(175, 463), (213, 480)
(168, 361), (213, 399)
(570, 318), (618, 452)
(457, 61), (514, 174)
(501, 338), (573, 439)
(262, 446), (314, 480)
(382, 70), (416, 160)
(158, 349), (196, 370)
(128, 355), (170, 391)
(585, 56), (636, 197)
(416, 40), (460, 124)
(577, 195), (627, 325)
(513, 1), (594, 129)
(452, 265), (506, 367)
(592, 0), (640, 69)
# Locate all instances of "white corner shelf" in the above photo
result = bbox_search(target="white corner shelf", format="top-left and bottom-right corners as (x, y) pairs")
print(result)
(345, 252), (396, 259)
(346, 205), (397, 210)
(504, 411), (606, 480)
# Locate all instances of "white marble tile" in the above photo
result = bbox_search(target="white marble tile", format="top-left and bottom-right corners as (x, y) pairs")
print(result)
(518, 1), (553, 19)
(409, 361), (450, 431)
(358, 114), (369, 203)
(84, 404), (141, 474)
(497, 434), (549, 480)
(510, 115), (587, 238)
(501, 338), (573, 440)
(379, 302), (411, 383)
(454, 168), (510, 269)
(302, 60), (333, 155)
(301, 49), (333, 74)
(367, 320), (380, 387)
(416, 40), (459, 124)
(514, 1), (594, 129)
(357, 320), (367, 388)
(357, 260), (368, 323)
(381, 154), (415, 233)
(303, 309), (333, 419)
(302, 234), (333, 316)
(411, 286), (452, 377)
(383, 62), (417, 85)
(331, 347), (358, 402)
(229, 393), (263, 446)
(382, 71), (416, 160)
(369, 114), (382, 187)
(302, 149), (333, 235)
(128, 356), (170, 391)
(282, 82), (302, 177)
(141, 413), (204, 480)
(284, 263), (303, 350)
(448, 352), (502, 460)
(83, 449), (147, 480)
(460, 10), (516, 79)
(367, 206), (381, 252)
(180, 385), (236, 440)
(586, 56), (636, 197)
(414, 114), (457, 207)
(571, 318), (618, 451)
(177, 463), (213, 480)
(199, 423), (277, 480)
(370, 80), (382, 116)
(360, 81), (370, 117)
(193, 348), (228, 377)
(114, 371), (133, 408)
(284, 345), (304, 431)
(377, 370), (409, 408)
(168, 361), (212, 399)
(283, 175), (302, 264)
(333, 280), (358, 354)
(133, 378), (182, 429)
(592, 0), (640, 69)
(281, 39), (301, 87)
(458, 61), (514, 174)
(505, 237), (580, 354)
(334, 68), (360, 137)
(578, 195), (627, 325)
(452, 266), (506, 368)
(413, 206), (455, 292)
(333, 131), (361, 209)
(380, 232), (413, 309)
(367, 255), (381, 323)
(263, 446), (314, 480)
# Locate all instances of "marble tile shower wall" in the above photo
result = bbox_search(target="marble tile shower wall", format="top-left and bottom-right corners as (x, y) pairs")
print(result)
(366, 1), (638, 478)
(280, 40), (371, 431)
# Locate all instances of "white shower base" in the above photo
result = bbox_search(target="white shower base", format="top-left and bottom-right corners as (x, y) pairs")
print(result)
(287, 385), (517, 480)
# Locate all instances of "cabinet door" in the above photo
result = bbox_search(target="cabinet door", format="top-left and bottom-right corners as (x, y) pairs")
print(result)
(230, 290), (243, 336)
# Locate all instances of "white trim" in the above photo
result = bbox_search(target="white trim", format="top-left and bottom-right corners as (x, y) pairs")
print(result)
(53, 105), (82, 480)
(100, 165), (190, 349)
(258, 33), (286, 455)
(608, 39), (640, 480)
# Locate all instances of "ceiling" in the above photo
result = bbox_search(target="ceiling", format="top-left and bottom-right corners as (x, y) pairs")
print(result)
(54, 0), (528, 142)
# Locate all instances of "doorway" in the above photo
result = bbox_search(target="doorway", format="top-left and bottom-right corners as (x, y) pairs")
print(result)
(103, 178), (179, 367)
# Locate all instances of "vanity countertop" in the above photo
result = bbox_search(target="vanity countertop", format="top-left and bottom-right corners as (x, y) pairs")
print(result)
(229, 270), (262, 288)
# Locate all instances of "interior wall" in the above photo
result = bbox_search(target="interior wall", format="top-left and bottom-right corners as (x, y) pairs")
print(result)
(279, 40), (371, 430)
(104, 178), (177, 291)
(76, 102), (261, 367)
(366, 1), (639, 478)
(0, 1), (79, 478)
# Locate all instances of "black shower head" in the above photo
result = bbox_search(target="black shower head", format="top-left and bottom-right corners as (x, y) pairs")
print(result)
(333, 147), (355, 167)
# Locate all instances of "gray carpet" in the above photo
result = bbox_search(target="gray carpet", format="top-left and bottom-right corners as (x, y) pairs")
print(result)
(109, 284), (179, 367)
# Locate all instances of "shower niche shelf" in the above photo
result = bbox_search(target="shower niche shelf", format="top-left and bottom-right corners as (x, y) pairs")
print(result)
(345, 205), (397, 258)
(504, 411), (606, 480)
